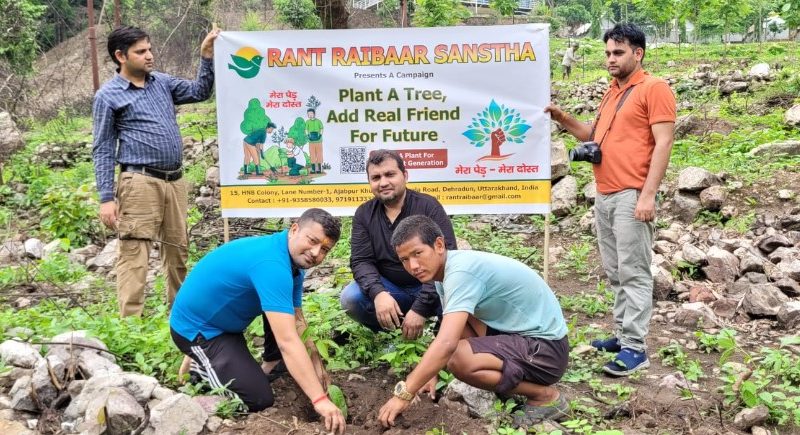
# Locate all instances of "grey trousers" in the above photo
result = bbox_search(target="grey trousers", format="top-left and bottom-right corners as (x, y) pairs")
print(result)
(595, 189), (654, 352)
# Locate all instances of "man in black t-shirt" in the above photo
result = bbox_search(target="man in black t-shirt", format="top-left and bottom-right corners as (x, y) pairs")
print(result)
(340, 149), (457, 339)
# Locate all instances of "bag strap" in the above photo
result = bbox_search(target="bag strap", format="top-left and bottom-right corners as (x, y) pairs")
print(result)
(589, 85), (636, 144)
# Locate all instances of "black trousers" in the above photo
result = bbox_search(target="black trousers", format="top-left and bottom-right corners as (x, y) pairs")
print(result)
(171, 318), (281, 412)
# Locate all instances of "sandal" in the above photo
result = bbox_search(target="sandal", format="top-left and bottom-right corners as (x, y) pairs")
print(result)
(512, 394), (570, 428)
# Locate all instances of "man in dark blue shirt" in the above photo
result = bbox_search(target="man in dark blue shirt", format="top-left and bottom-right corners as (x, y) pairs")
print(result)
(92, 25), (219, 316)
(170, 208), (345, 434)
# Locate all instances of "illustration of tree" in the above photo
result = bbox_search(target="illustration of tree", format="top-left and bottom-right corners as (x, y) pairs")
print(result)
(463, 100), (532, 161)
(239, 98), (270, 135)
(287, 117), (308, 147)
(307, 95), (322, 111)
(263, 126), (289, 171)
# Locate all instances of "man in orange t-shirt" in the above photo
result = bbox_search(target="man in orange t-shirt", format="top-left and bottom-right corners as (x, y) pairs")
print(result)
(546, 23), (676, 376)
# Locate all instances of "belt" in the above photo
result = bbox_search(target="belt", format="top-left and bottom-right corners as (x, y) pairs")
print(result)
(121, 165), (183, 181)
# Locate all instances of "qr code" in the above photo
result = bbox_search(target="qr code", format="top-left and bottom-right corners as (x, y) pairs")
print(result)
(340, 146), (366, 174)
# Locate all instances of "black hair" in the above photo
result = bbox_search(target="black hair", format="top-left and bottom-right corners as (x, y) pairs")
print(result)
(307, 108), (316, 114)
(297, 208), (341, 242)
(266, 122), (277, 129)
(107, 26), (150, 70)
(603, 23), (646, 58)
(391, 215), (444, 248)
(367, 149), (406, 174)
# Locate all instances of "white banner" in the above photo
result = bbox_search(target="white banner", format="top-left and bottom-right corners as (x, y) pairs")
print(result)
(214, 24), (551, 217)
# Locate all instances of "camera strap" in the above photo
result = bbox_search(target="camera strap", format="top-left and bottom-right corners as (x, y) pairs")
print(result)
(589, 84), (636, 146)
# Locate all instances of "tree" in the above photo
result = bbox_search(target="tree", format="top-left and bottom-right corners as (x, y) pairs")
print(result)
(490, 0), (518, 23)
(412, 0), (470, 27)
(274, 0), (322, 29)
(777, 0), (800, 39)
(240, 98), (271, 136)
(0, 0), (46, 74)
(555, 3), (591, 28)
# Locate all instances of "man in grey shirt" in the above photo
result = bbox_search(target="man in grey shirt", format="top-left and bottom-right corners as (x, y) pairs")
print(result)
(92, 25), (219, 316)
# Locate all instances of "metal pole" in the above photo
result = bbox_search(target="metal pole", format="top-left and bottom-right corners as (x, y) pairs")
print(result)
(114, 0), (121, 28)
(88, 0), (100, 92)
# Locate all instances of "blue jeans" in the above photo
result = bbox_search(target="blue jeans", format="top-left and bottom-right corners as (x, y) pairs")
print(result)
(340, 277), (421, 332)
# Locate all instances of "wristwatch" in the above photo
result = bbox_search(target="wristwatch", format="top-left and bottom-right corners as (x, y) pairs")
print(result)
(393, 381), (415, 401)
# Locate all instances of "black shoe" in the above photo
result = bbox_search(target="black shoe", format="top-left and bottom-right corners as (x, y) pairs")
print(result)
(264, 360), (288, 381)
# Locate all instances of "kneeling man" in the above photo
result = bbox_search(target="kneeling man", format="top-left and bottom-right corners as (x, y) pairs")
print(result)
(378, 216), (570, 429)
(170, 208), (345, 434)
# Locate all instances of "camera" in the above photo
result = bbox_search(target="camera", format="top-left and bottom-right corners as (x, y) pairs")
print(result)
(569, 141), (602, 163)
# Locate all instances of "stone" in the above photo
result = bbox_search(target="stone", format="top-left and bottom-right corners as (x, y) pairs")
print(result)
(0, 241), (25, 265)
(733, 404), (769, 430)
(682, 244), (707, 264)
(87, 239), (118, 270)
(784, 104), (800, 126)
(68, 380), (85, 398)
(206, 415), (222, 432)
(742, 284), (790, 316)
(673, 192), (703, 222)
(720, 81), (749, 95)
(751, 426), (771, 435)
(0, 367), (32, 390)
(774, 278), (800, 297)
(443, 379), (496, 418)
(30, 355), (65, 407)
(551, 175), (577, 217)
(703, 246), (740, 283)
(22, 239), (44, 259)
(205, 166), (220, 187)
(757, 234), (792, 254)
(748, 63), (770, 79)
(775, 259), (800, 281)
(192, 395), (224, 414)
(151, 386), (176, 400)
(777, 301), (800, 329)
(658, 372), (690, 389)
(674, 302), (718, 328)
(710, 298), (739, 319)
(699, 185), (727, 211)
(748, 140), (800, 157)
(63, 373), (159, 421)
(48, 331), (114, 364)
(83, 387), (144, 434)
(689, 285), (716, 303)
(14, 298), (31, 309)
(677, 167), (719, 192)
(551, 139), (569, 180)
(736, 249), (765, 274)
(578, 208), (595, 234)
(9, 376), (36, 412)
(0, 341), (42, 369)
(778, 189), (795, 200)
(582, 181), (596, 204)
(78, 351), (122, 378)
(0, 111), (25, 162)
(653, 240), (676, 255)
(147, 393), (207, 435)
(0, 418), (35, 435)
(652, 266), (674, 300)
(41, 240), (64, 259)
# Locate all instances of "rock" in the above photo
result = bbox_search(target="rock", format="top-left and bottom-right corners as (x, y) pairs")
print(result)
(0, 241), (24, 265)
(774, 278), (800, 297)
(0, 111), (25, 162)
(582, 181), (596, 204)
(736, 249), (765, 274)
(751, 426), (771, 435)
(778, 189), (795, 200)
(0, 418), (35, 435)
(147, 393), (207, 435)
(206, 415), (222, 432)
(83, 387), (144, 434)
(195, 196), (219, 208)
(9, 376), (36, 412)
(78, 352), (122, 378)
(443, 379), (495, 418)
(657, 228), (680, 243)
(689, 285), (716, 303)
(551, 175), (577, 217)
(551, 139), (569, 180)
(578, 208), (595, 233)
(673, 192), (703, 222)
(192, 395), (224, 414)
(720, 81), (749, 95)
(703, 246), (740, 283)
(775, 259), (800, 281)
(0, 341), (42, 369)
(22, 239), (44, 259)
(205, 166), (220, 187)
(64, 373), (159, 421)
(0, 367), (32, 390)
(41, 240), (64, 259)
(30, 356), (65, 407)
(748, 63), (770, 79)
(658, 372), (690, 389)
(652, 266), (674, 300)
(710, 298), (739, 319)
(785, 104), (800, 127)
(14, 298), (31, 309)
(733, 405), (769, 430)
(674, 302), (718, 328)
(777, 301), (800, 329)
(742, 284), (790, 316)
(699, 185), (727, 211)
(151, 386), (175, 401)
(47, 331), (114, 364)
(748, 140), (800, 157)
(347, 374), (366, 382)
(654, 240), (676, 255)
(455, 238), (472, 250)
(87, 239), (118, 270)
(757, 234), (792, 254)
(682, 244), (707, 264)
(677, 167), (719, 192)
(68, 380), (85, 398)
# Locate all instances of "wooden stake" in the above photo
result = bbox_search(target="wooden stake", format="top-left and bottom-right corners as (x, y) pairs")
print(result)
(543, 213), (551, 283)
(223, 217), (230, 243)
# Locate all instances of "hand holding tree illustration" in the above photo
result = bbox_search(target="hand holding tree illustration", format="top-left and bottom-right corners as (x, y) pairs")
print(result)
(463, 100), (531, 161)
(490, 128), (506, 156)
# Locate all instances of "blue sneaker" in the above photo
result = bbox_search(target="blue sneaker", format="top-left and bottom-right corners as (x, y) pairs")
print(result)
(591, 336), (621, 352)
(603, 348), (650, 376)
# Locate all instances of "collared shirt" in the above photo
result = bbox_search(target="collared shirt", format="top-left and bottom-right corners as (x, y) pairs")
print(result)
(92, 58), (215, 203)
(350, 189), (457, 317)
(591, 69), (676, 194)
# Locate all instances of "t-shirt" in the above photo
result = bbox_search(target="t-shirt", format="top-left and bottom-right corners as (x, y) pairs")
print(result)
(306, 118), (323, 143)
(170, 230), (304, 341)
(592, 69), (676, 194)
(434, 250), (567, 340)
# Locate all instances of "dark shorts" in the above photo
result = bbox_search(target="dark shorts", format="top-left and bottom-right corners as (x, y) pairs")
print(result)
(244, 130), (267, 146)
(467, 329), (569, 395)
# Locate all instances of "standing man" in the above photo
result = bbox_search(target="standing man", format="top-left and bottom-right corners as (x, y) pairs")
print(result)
(305, 108), (323, 173)
(546, 23), (676, 376)
(170, 208), (345, 434)
(378, 216), (569, 429)
(561, 42), (580, 80)
(92, 25), (219, 317)
(340, 149), (457, 339)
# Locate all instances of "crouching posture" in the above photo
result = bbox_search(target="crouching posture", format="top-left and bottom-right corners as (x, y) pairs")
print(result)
(378, 216), (570, 429)
(169, 208), (345, 434)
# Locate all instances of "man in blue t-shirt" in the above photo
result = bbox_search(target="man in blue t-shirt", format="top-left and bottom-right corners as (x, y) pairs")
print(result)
(377, 216), (570, 430)
(170, 208), (345, 434)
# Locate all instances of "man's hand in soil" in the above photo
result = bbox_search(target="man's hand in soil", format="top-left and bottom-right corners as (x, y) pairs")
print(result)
(379, 396), (411, 428)
(401, 310), (425, 340)
(374, 291), (403, 330)
(418, 375), (437, 399)
(314, 398), (346, 434)
(99, 201), (118, 229)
